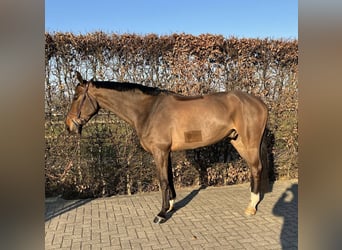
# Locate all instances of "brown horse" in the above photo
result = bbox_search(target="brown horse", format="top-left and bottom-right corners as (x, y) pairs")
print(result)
(65, 72), (269, 224)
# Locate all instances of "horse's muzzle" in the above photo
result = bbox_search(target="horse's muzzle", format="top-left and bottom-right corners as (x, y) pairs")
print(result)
(65, 116), (82, 135)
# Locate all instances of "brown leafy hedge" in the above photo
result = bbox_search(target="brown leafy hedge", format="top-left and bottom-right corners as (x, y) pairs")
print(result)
(45, 32), (298, 198)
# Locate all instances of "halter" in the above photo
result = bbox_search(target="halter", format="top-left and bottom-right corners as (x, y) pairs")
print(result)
(71, 83), (97, 128)
(77, 83), (90, 119)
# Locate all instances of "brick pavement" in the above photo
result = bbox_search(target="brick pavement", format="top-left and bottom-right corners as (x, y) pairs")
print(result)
(45, 179), (298, 249)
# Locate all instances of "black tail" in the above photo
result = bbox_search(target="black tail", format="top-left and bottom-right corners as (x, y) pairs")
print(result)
(260, 130), (271, 193)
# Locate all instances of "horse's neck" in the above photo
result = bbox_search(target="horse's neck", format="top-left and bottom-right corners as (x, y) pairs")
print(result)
(92, 87), (155, 128)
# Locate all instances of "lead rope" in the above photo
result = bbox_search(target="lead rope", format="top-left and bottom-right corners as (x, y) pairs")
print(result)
(77, 134), (82, 183)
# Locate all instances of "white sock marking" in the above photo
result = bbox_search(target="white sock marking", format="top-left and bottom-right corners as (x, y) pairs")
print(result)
(167, 199), (175, 212)
(250, 192), (260, 208)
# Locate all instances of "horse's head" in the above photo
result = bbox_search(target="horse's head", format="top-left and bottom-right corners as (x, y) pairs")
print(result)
(65, 72), (99, 134)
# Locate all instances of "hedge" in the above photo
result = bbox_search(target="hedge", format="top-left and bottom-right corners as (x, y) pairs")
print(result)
(45, 32), (298, 198)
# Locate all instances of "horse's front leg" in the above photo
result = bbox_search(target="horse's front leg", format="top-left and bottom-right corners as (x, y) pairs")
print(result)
(152, 148), (171, 224)
(167, 153), (176, 213)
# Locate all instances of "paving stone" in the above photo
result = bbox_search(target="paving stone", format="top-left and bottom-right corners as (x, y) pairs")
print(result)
(45, 180), (298, 249)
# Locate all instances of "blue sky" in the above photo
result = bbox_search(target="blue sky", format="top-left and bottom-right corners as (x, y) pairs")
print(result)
(45, 0), (297, 39)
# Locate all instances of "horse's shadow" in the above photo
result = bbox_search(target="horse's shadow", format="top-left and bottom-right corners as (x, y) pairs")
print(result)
(164, 185), (207, 222)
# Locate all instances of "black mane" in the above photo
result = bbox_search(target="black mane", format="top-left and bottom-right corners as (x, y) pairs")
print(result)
(92, 81), (171, 96)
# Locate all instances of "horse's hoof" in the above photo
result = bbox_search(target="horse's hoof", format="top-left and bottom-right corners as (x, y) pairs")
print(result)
(244, 206), (257, 216)
(153, 216), (166, 224)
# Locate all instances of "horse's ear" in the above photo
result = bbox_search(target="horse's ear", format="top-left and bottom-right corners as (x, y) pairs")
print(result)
(75, 71), (84, 84)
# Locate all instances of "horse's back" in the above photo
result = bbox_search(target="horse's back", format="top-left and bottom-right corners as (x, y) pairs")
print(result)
(161, 90), (267, 125)
(228, 90), (266, 106)
(171, 94), (204, 101)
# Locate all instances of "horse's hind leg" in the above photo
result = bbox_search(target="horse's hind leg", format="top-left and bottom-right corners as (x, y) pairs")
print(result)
(246, 155), (263, 215)
(230, 139), (262, 215)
